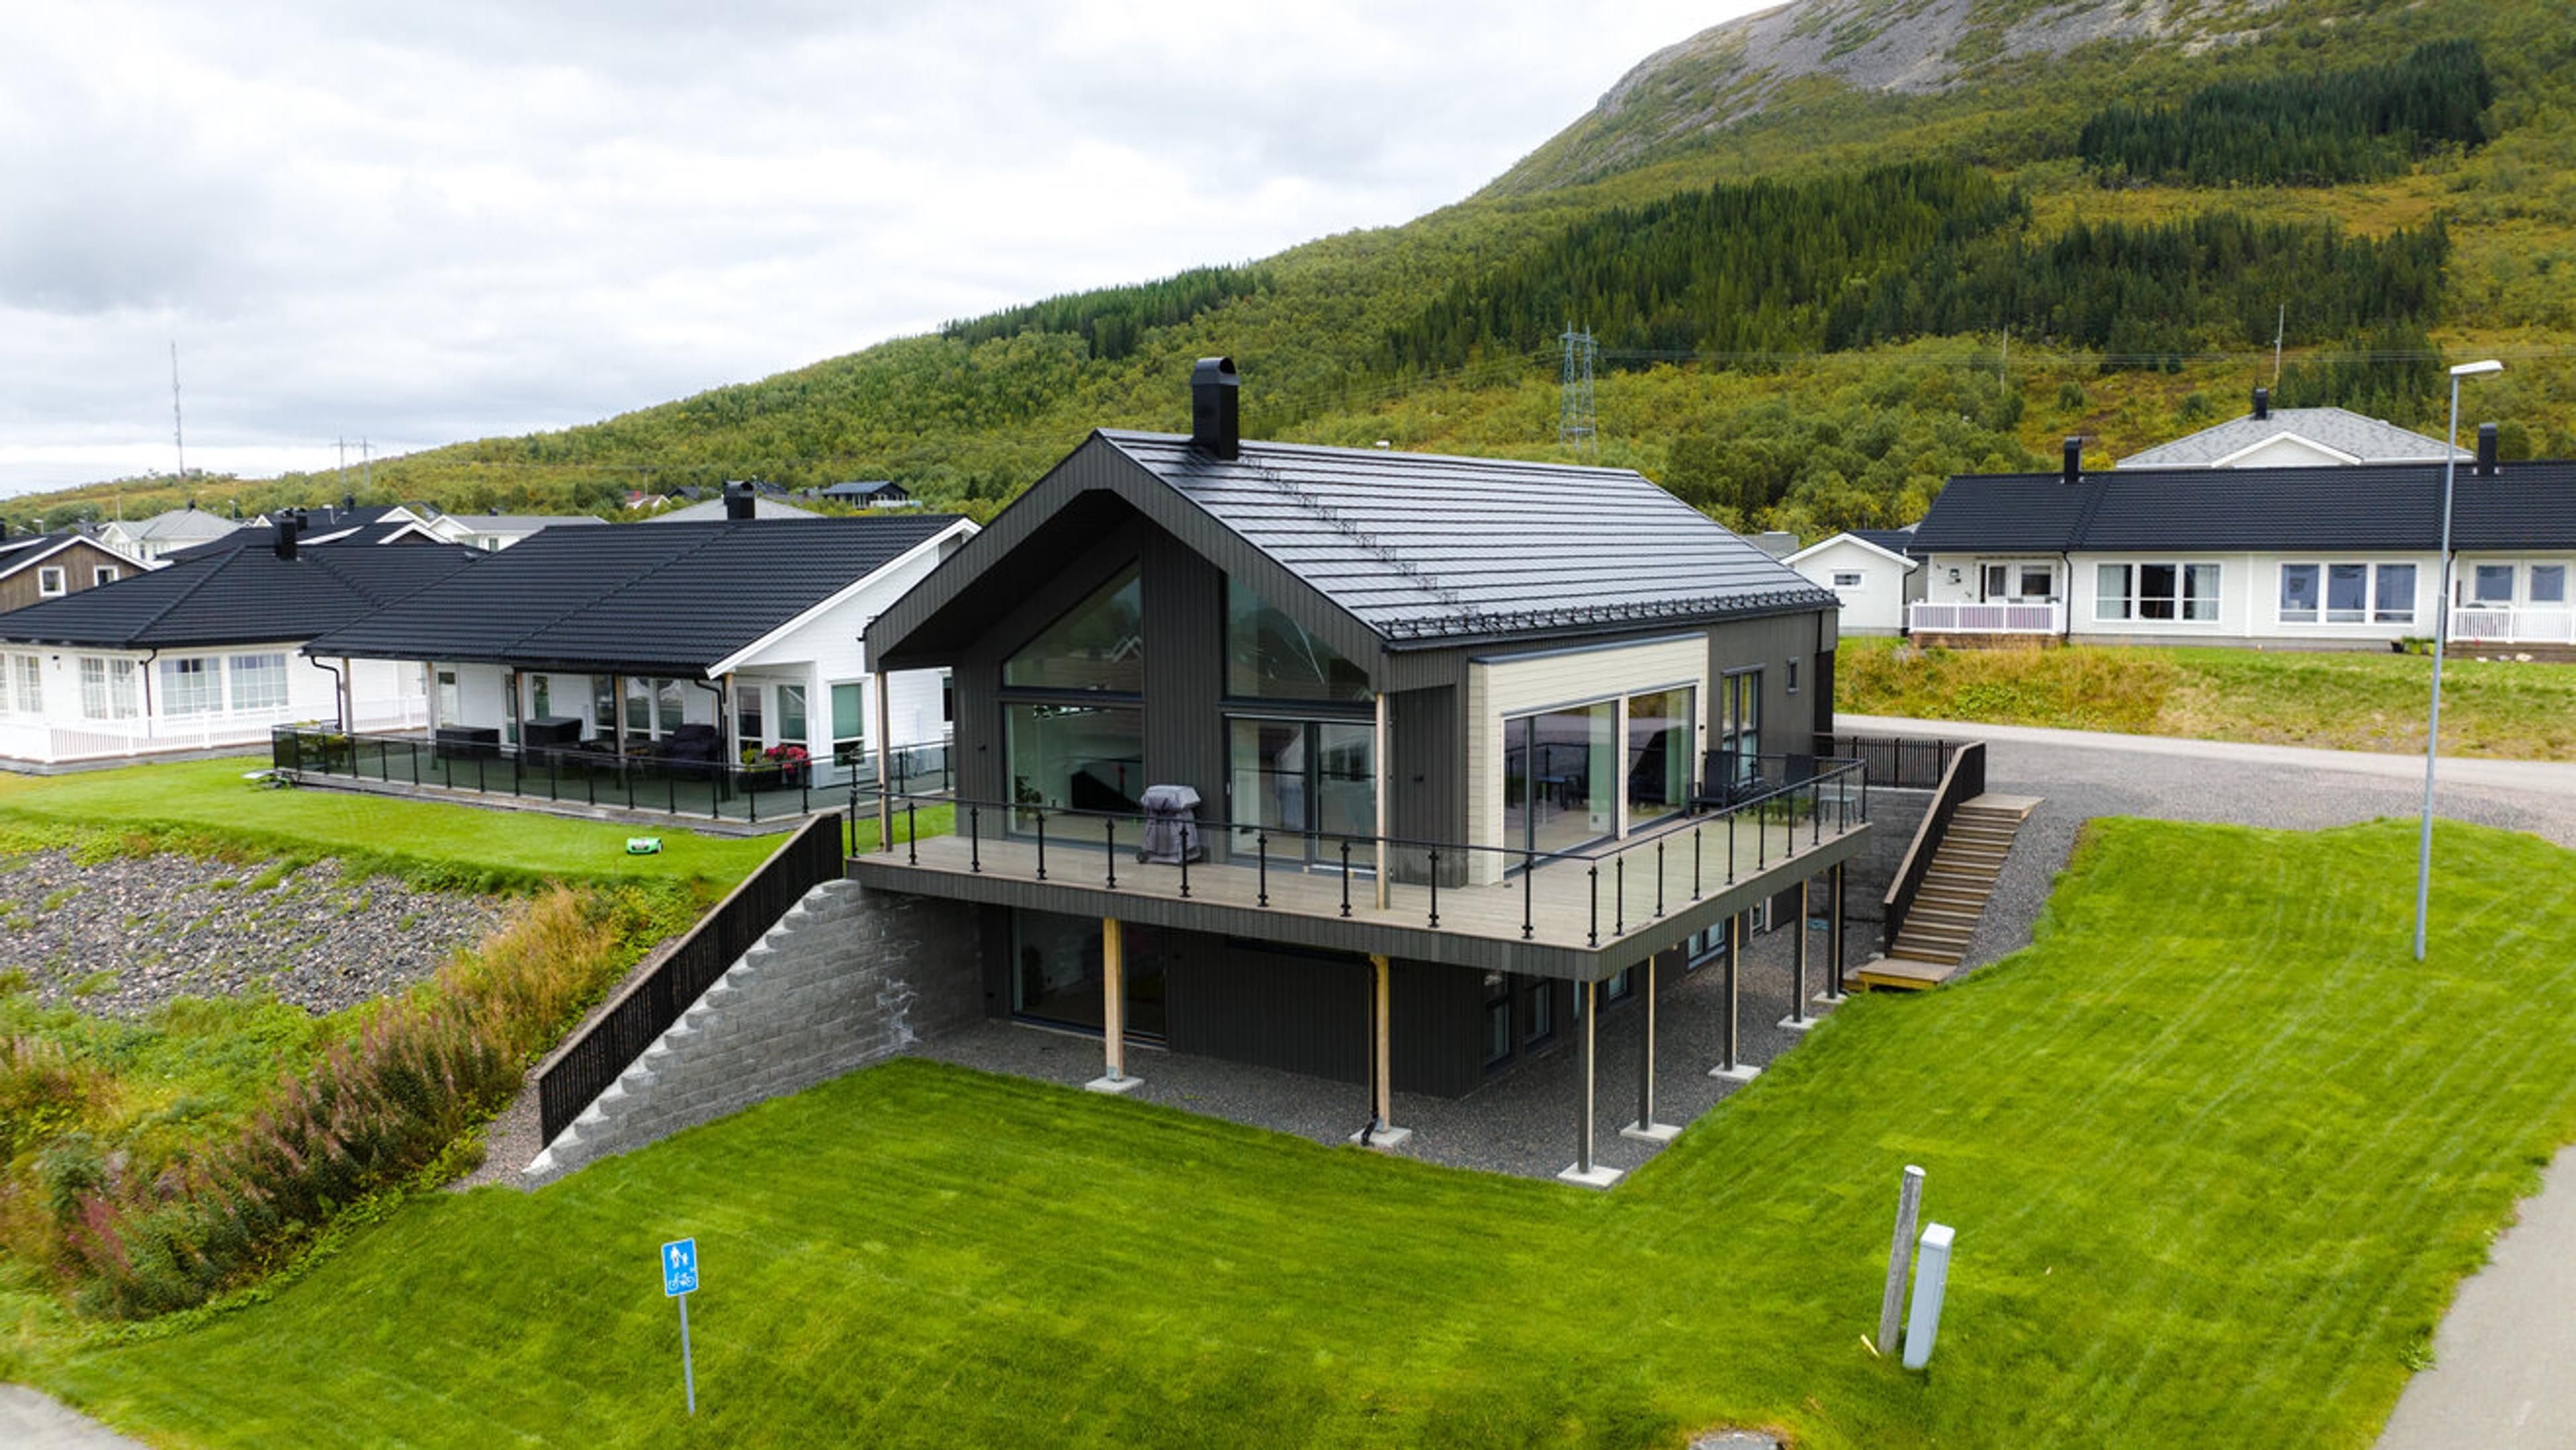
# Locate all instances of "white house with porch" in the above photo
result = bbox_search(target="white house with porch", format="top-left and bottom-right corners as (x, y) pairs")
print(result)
(1907, 429), (2576, 651)
(1783, 528), (1920, 635)
(0, 520), (472, 765)
(299, 498), (975, 795)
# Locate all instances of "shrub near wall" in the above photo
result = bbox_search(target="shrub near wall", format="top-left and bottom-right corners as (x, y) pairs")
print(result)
(8, 886), (688, 1319)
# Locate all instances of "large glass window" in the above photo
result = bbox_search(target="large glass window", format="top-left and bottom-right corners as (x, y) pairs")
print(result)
(1006, 565), (1144, 692)
(1010, 911), (1169, 1040)
(831, 681), (866, 766)
(1625, 687), (1695, 824)
(159, 656), (221, 716)
(2100, 563), (2218, 622)
(778, 684), (807, 748)
(2279, 564), (2320, 623)
(1717, 669), (1763, 786)
(1226, 579), (1368, 701)
(79, 657), (138, 720)
(1502, 701), (1617, 856)
(592, 675), (616, 734)
(2473, 564), (2516, 605)
(1230, 718), (1373, 860)
(14, 656), (40, 714)
(2532, 565), (2569, 605)
(736, 685), (764, 748)
(229, 654), (288, 712)
(625, 677), (652, 742)
(2326, 564), (2369, 623)
(656, 679), (684, 735)
(2374, 565), (2418, 624)
(1008, 703), (1144, 818)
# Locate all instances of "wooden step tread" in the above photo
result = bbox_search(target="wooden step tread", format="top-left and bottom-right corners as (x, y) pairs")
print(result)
(1851, 957), (1964, 991)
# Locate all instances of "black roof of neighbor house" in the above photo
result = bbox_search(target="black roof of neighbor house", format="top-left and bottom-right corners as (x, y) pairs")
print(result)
(1911, 460), (2576, 555)
(1847, 526), (1919, 556)
(0, 534), (478, 650)
(815, 480), (909, 499)
(303, 515), (965, 676)
(160, 517), (436, 564)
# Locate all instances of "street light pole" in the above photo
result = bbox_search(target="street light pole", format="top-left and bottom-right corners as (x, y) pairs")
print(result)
(2416, 358), (2504, 962)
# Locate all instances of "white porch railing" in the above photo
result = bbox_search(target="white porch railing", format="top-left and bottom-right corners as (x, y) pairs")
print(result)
(1907, 600), (2065, 635)
(0, 696), (429, 765)
(2451, 606), (2576, 645)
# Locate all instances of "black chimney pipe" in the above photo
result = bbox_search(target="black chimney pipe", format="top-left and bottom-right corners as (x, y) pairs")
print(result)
(2252, 387), (2271, 421)
(274, 514), (298, 561)
(2062, 437), (2083, 485)
(723, 481), (755, 521)
(2477, 423), (2500, 477)
(1191, 356), (1240, 461)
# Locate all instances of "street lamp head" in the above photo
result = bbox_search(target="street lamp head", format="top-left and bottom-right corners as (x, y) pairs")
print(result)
(2451, 359), (2504, 378)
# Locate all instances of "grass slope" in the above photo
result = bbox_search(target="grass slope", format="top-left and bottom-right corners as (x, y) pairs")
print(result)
(1837, 637), (2576, 758)
(0, 760), (777, 892)
(30, 817), (2576, 1447)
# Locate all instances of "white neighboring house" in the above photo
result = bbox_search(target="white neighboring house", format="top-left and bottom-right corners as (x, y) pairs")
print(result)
(2116, 388), (2469, 470)
(1784, 528), (1919, 635)
(95, 504), (248, 563)
(299, 510), (979, 794)
(1907, 427), (2576, 650)
(417, 510), (608, 552)
(0, 521), (472, 767)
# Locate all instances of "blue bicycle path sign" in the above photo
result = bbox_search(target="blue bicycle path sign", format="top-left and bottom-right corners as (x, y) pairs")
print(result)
(663, 1237), (699, 1296)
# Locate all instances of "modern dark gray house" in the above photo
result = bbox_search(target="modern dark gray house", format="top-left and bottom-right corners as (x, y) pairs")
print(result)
(852, 359), (1866, 1184)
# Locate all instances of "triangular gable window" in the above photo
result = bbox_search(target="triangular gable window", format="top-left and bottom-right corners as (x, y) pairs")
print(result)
(1005, 564), (1143, 693)
(1226, 579), (1368, 702)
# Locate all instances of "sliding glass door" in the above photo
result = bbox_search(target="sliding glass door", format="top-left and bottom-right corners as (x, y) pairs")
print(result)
(1230, 717), (1373, 861)
(1502, 702), (1617, 857)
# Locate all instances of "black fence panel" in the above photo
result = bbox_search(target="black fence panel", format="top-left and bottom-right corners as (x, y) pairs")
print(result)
(1813, 732), (1959, 791)
(534, 813), (845, 1143)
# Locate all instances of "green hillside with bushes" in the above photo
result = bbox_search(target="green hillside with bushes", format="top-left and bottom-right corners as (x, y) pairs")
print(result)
(23, 0), (2576, 550)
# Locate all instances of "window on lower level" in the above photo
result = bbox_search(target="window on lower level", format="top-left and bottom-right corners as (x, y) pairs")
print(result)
(13, 657), (38, 715)
(2280, 562), (2412, 625)
(2532, 565), (2569, 605)
(831, 681), (865, 765)
(78, 657), (138, 720)
(229, 653), (288, 711)
(2096, 563), (2219, 622)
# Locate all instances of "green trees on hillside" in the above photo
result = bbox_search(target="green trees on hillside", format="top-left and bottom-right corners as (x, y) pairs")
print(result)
(2078, 40), (2493, 186)
(942, 265), (1271, 361)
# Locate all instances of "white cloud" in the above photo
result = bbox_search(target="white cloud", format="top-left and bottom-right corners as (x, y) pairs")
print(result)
(0, 1), (1767, 494)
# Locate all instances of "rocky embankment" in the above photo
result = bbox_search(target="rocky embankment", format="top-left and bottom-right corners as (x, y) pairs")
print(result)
(0, 850), (511, 1017)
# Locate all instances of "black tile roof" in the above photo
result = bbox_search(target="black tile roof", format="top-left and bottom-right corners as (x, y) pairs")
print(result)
(160, 518), (432, 564)
(0, 535), (478, 649)
(1847, 526), (1919, 555)
(302, 515), (963, 676)
(1099, 431), (1835, 641)
(1910, 460), (2576, 554)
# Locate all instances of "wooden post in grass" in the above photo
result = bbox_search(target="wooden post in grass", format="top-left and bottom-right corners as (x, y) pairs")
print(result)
(1878, 1165), (1925, 1355)
(1087, 919), (1140, 1094)
(1352, 954), (1409, 1147)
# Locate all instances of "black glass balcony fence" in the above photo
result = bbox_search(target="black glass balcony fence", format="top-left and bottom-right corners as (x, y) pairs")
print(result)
(271, 724), (953, 825)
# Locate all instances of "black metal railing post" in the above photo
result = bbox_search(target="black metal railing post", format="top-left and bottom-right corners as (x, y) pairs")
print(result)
(1034, 812), (1047, 881)
(1655, 841), (1666, 917)
(969, 807), (981, 873)
(1428, 850), (1440, 929)
(1179, 825), (1192, 899)
(1522, 849), (1535, 940)
(1340, 841), (1352, 918)
(1589, 865), (1599, 948)
(1104, 818), (1118, 889)
(1614, 855), (1625, 936)
(907, 800), (918, 865)
(1257, 831), (1269, 907)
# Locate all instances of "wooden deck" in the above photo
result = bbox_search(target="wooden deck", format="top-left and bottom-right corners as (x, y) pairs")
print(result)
(1847, 956), (1963, 992)
(852, 807), (1873, 981)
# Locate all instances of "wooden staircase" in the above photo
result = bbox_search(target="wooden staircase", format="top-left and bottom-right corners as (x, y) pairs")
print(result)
(1861, 794), (2041, 991)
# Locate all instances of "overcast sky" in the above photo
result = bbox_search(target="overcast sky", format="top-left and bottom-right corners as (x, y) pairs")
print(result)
(0, 1), (1773, 496)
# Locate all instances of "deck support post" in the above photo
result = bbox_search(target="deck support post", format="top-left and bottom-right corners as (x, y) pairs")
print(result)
(1781, 877), (1815, 1032)
(1713, 913), (1759, 1082)
(873, 672), (894, 854)
(1085, 917), (1142, 1095)
(1559, 979), (1621, 1188)
(1350, 954), (1411, 1148)
(1623, 950), (1678, 1144)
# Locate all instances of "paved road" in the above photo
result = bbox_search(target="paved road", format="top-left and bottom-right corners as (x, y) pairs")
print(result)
(0, 1387), (144, 1448)
(1848, 715), (2576, 1449)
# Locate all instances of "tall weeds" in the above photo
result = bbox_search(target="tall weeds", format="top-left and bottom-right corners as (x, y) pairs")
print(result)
(3, 885), (685, 1317)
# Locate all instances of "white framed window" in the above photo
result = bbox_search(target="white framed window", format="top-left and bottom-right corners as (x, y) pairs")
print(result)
(13, 656), (39, 714)
(831, 680), (867, 765)
(736, 684), (765, 748)
(1831, 571), (1865, 590)
(159, 655), (222, 716)
(2096, 563), (2219, 622)
(229, 653), (288, 711)
(2531, 565), (2569, 605)
(2280, 562), (2414, 625)
(78, 657), (138, 720)
(2471, 563), (2516, 606)
(37, 567), (66, 598)
(2019, 565), (2055, 599)
(92, 566), (119, 587)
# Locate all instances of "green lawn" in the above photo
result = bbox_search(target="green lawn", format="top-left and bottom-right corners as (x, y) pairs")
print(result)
(0, 759), (783, 891)
(23, 816), (2576, 1447)
(1837, 636), (2576, 759)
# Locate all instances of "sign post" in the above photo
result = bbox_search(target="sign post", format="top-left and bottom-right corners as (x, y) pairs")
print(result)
(662, 1237), (700, 1415)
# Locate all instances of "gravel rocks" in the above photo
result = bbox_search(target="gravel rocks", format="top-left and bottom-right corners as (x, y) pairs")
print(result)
(0, 849), (513, 1018)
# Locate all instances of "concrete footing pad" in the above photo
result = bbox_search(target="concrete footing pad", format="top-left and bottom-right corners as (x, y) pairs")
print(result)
(1709, 1063), (1762, 1082)
(1776, 1015), (1817, 1033)
(1084, 1074), (1144, 1095)
(1557, 1162), (1625, 1190)
(1621, 1120), (1680, 1144)
(1348, 1124), (1413, 1150)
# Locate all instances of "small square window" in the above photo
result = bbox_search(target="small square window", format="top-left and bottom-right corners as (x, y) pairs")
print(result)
(37, 567), (65, 597)
(92, 567), (119, 587)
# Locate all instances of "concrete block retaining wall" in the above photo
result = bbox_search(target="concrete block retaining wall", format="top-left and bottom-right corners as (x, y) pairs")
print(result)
(523, 879), (978, 1186)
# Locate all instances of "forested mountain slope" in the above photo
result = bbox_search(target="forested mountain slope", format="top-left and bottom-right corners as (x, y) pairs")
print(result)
(30, 0), (2576, 545)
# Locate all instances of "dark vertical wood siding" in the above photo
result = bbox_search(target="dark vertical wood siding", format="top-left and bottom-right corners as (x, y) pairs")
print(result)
(1390, 956), (1483, 1097)
(1388, 683), (1462, 885)
(1142, 534), (1229, 858)
(1167, 940), (1368, 1084)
